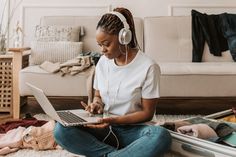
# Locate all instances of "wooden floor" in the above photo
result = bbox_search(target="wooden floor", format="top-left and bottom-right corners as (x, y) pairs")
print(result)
(19, 96), (236, 116)
(1, 96), (235, 120)
(20, 96), (88, 117)
(157, 97), (236, 114)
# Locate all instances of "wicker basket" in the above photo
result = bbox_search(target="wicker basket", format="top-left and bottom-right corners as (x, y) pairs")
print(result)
(0, 56), (12, 113)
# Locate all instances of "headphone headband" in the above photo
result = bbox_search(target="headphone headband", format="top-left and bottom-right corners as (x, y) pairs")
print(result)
(109, 11), (130, 29)
(107, 11), (132, 45)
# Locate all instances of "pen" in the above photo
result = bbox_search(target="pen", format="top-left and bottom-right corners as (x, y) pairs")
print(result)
(81, 101), (94, 117)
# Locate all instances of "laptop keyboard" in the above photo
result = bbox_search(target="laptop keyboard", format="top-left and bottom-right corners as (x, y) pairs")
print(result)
(57, 111), (86, 123)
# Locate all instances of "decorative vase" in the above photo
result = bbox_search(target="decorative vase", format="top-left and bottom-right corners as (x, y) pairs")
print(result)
(0, 35), (6, 55)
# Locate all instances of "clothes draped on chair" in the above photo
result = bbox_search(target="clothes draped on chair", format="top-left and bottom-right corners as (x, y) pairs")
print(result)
(192, 10), (236, 62)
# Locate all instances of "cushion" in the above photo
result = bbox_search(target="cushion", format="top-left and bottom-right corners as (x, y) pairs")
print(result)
(158, 62), (236, 75)
(30, 41), (83, 65)
(35, 25), (80, 42)
(19, 65), (95, 97)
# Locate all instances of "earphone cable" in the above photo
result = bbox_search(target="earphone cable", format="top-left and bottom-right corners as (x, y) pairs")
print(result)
(106, 60), (122, 113)
(102, 127), (111, 142)
(125, 44), (128, 64)
(102, 125), (120, 150)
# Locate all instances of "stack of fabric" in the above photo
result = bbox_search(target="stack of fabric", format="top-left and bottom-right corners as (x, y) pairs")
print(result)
(0, 114), (57, 156)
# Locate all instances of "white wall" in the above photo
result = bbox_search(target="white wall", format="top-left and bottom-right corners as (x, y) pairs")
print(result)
(13, 0), (236, 17)
(0, 0), (10, 43)
(7, 0), (236, 47)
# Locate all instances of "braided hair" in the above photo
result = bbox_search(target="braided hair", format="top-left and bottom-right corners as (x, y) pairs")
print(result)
(96, 7), (139, 49)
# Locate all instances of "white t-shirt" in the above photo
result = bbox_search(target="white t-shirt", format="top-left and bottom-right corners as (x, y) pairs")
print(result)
(94, 50), (159, 116)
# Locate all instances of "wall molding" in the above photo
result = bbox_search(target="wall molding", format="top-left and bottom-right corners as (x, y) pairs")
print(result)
(20, 4), (111, 45)
(168, 4), (236, 16)
(20, 4), (112, 22)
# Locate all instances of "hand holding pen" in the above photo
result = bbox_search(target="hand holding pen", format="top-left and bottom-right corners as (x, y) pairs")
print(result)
(81, 101), (112, 128)
(81, 101), (104, 114)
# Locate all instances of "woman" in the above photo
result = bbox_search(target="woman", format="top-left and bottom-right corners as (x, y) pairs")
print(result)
(54, 7), (172, 157)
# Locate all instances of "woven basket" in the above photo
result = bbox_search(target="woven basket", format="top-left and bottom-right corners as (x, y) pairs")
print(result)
(0, 57), (12, 113)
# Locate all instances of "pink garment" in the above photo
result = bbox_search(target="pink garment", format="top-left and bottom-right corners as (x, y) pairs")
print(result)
(0, 120), (57, 155)
(0, 147), (19, 155)
(177, 124), (218, 139)
(22, 120), (57, 150)
(0, 127), (26, 155)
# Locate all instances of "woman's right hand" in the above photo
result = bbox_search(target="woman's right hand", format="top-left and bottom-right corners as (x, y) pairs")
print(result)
(81, 101), (104, 114)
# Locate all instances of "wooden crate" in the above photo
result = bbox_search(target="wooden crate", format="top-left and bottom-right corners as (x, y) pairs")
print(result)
(0, 55), (13, 113)
(0, 48), (30, 119)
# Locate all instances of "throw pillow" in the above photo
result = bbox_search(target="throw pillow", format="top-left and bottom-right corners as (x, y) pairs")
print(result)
(30, 41), (83, 65)
(35, 25), (80, 42)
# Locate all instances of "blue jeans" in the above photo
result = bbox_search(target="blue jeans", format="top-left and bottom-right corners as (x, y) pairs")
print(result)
(220, 13), (236, 61)
(54, 123), (172, 157)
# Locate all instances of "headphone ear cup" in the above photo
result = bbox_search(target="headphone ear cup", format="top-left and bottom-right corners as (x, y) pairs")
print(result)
(119, 28), (132, 45)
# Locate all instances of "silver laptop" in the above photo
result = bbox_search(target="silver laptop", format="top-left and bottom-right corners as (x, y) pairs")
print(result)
(27, 83), (101, 127)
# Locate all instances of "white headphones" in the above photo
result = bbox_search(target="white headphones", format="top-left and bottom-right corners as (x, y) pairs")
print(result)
(109, 11), (132, 45)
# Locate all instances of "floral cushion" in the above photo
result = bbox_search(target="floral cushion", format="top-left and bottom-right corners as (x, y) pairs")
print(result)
(34, 25), (81, 42)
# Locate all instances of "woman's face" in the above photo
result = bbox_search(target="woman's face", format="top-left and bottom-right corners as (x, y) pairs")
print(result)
(96, 27), (121, 59)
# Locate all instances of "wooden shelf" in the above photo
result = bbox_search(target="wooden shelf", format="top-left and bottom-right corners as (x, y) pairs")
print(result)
(0, 47), (31, 120)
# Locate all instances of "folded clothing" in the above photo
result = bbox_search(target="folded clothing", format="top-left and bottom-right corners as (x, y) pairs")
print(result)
(186, 117), (236, 138)
(161, 120), (191, 131)
(22, 120), (57, 150)
(177, 124), (218, 139)
(40, 61), (60, 73)
(40, 55), (92, 76)
(0, 117), (47, 134)
(0, 127), (25, 148)
(209, 122), (235, 138)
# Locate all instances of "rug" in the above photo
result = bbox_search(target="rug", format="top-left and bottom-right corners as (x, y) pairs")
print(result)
(5, 114), (200, 157)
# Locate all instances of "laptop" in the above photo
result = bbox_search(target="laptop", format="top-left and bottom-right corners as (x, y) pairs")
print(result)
(27, 83), (101, 127)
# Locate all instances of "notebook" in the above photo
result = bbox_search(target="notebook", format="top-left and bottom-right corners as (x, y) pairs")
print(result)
(27, 83), (101, 127)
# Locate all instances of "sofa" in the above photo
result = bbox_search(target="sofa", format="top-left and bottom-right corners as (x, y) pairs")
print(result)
(17, 16), (143, 107)
(144, 16), (236, 98)
(15, 15), (236, 116)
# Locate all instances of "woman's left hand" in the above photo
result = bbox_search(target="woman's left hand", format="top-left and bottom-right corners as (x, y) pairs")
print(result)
(84, 117), (116, 129)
